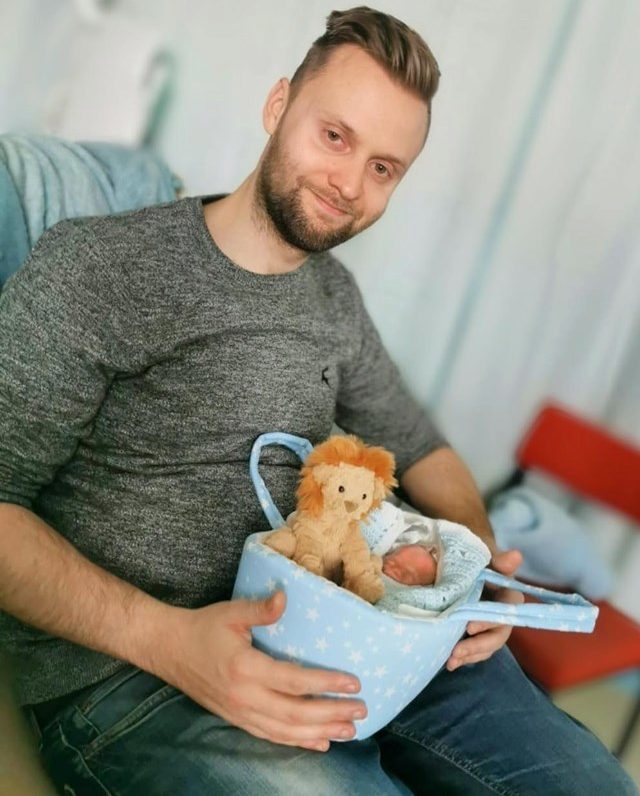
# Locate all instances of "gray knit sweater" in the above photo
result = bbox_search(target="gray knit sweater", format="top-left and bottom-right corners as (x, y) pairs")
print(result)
(0, 194), (447, 704)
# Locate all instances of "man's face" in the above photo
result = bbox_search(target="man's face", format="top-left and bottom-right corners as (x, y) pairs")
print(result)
(255, 44), (429, 253)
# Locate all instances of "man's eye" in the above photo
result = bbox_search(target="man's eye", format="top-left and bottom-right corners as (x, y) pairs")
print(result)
(374, 163), (390, 177)
(326, 130), (342, 143)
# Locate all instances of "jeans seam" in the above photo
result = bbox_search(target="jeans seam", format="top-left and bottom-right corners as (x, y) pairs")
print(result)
(386, 723), (519, 796)
(56, 720), (116, 796)
(74, 704), (101, 735)
(82, 686), (182, 761)
(77, 668), (140, 717)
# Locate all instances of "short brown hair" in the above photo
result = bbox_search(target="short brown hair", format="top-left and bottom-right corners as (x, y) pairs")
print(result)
(290, 6), (440, 132)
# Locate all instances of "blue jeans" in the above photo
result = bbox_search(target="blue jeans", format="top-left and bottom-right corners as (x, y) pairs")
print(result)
(26, 647), (637, 795)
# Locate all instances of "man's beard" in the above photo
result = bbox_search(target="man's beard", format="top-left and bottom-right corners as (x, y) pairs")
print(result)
(255, 132), (365, 253)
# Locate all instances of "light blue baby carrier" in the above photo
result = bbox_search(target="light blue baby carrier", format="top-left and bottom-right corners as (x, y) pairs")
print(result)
(232, 433), (599, 740)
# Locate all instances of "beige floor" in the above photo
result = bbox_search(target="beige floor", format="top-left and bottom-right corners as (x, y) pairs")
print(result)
(553, 680), (639, 788)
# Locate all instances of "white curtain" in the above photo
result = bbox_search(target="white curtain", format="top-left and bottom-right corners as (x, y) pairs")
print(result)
(2, 0), (638, 617)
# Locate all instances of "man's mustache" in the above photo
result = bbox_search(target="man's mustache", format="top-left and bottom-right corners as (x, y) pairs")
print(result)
(307, 185), (354, 216)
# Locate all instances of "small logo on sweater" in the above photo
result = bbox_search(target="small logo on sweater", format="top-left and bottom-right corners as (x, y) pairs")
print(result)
(321, 366), (331, 387)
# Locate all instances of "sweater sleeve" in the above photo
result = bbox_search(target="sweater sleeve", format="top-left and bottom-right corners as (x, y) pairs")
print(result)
(335, 269), (449, 477)
(0, 219), (145, 509)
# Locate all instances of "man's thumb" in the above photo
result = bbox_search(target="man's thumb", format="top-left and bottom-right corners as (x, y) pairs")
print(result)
(236, 590), (286, 628)
(492, 548), (523, 575)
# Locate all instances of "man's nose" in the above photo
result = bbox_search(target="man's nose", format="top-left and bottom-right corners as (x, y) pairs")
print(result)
(327, 160), (364, 202)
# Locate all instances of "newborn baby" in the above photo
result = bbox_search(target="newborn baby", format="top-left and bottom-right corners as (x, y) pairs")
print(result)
(382, 543), (439, 586)
(359, 504), (493, 613)
(375, 518), (491, 614)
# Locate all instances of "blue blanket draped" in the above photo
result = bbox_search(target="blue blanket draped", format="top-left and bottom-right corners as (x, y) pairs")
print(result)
(0, 133), (181, 287)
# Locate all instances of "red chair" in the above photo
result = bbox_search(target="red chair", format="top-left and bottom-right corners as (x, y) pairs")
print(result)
(503, 401), (640, 758)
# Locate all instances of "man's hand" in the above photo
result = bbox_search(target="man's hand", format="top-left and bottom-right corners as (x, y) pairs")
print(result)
(152, 590), (366, 752)
(446, 548), (524, 671)
(0, 504), (365, 753)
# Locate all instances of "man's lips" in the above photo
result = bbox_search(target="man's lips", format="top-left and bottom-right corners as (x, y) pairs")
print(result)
(310, 189), (351, 217)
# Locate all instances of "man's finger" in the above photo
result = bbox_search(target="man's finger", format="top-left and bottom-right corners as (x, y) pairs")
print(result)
(243, 702), (358, 744)
(239, 712), (336, 751)
(448, 650), (494, 669)
(244, 645), (361, 696)
(466, 622), (495, 635)
(239, 684), (366, 745)
(451, 628), (508, 660)
(253, 685), (367, 728)
(447, 626), (512, 670)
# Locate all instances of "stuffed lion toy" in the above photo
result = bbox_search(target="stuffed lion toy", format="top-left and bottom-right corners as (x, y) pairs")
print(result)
(264, 434), (398, 603)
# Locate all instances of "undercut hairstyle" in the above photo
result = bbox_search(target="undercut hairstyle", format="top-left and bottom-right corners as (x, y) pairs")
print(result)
(289, 6), (440, 136)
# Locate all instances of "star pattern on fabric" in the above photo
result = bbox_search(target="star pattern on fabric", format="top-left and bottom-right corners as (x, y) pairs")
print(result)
(234, 501), (597, 739)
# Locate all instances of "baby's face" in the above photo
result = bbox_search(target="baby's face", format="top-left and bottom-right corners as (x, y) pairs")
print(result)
(382, 544), (438, 586)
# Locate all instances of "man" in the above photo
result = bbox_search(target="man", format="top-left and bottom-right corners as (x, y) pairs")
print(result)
(0, 6), (636, 794)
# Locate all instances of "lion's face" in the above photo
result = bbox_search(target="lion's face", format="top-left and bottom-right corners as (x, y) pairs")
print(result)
(312, 462), (379, 521)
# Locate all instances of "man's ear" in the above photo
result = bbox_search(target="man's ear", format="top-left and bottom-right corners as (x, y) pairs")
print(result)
(262, 77), (291, 135)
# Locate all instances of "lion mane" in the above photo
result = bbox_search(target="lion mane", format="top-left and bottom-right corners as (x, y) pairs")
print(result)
(296, 435), (398, 518)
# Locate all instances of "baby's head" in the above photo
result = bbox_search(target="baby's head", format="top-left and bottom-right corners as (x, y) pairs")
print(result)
(382, 543), (439, 586)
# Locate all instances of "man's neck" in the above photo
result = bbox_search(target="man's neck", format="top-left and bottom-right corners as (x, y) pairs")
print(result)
(202, 173), (309, 275)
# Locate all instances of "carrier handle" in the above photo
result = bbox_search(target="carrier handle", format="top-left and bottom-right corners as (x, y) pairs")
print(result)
(250, 434), (598, 633)
(249, 432), (314, 529)
(447, 569), (598, 632)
